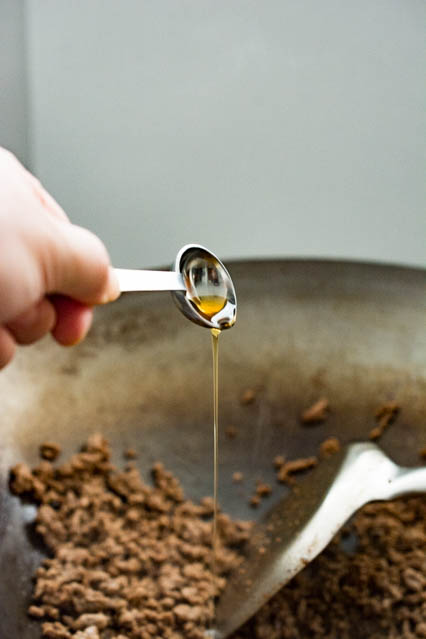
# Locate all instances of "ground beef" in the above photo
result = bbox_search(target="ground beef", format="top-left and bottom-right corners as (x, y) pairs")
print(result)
(123, 449), (138, 460)
(255, 482), (272, 498)
(273, 455), (286, 469)
(319, 436), (341, 458)
(300, 398), (330, 424)
(249, 495), (261, 509)
(9, 432), (426, 638)
(10, 434), (250, 639)
(369, 401), (400, 440)
(275, 456), (318, 484)
(232, 496), (426, 639)
(248, 481), (273, 508)
(40, 442), (62, 462)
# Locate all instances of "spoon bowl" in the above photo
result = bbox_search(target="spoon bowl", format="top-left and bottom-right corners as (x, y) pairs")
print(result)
(114, 244), (236, 330)
(172, 244), (237, 330)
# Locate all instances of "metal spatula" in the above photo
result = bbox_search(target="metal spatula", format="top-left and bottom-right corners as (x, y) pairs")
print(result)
(213, 442), (426, 638)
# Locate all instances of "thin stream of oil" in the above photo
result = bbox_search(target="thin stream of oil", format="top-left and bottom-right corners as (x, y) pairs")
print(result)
(211, 327), (221, 581)
(189, 275), (229, 633)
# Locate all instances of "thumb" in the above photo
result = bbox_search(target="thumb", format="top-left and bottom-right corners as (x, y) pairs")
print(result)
(44, 220), (120, 305)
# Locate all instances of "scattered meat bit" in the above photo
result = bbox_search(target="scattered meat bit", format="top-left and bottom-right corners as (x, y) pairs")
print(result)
(9, 462), (35, 494)
(28, 605), (45, 618)
(173, 604), (204, 623)
(74, 614), (109, 630)
(249, 495), (261, 508)
(240, 388), (256, 405)
(375, 400), (400, 420)
(10, 429), (426, 639)
(40, 443), (61, 461)
(301, 397), (330, 424)
(319, 436), (341, 458)
(276, 457), (318, 484)
(256, 482), (272, 498)
(123, 448), (137, 459)
(273, 454), (286, 469)
(42, 621), (71, 638)
(369, 426), (382, 441)
(10, 434), (250, 639)
(225, 425), (238, 439)
(232, 472), (244, 483)
(369, 401), (400, 440)
(248, 481), (273, 507)
(74, 628), (100, 639)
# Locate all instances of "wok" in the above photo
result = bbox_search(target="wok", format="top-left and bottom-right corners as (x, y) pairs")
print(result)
(0, 259), (425, 638)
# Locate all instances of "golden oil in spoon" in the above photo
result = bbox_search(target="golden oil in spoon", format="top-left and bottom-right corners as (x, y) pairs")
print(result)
(185, 254), (228, 325)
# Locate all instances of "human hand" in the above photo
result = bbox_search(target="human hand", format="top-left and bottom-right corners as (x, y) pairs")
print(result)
(0, 148), (120, 369)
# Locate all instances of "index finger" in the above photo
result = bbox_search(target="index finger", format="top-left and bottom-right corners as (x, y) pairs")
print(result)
(42, 220), (120, 305)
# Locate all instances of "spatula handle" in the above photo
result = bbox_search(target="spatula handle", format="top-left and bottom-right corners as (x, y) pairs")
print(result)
(386, 465), (426, 499)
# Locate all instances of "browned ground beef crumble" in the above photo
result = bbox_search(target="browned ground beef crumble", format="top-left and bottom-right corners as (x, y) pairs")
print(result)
(10, 434), (250, 639)
(10, 432), (426, 639)
(233, 496), (426, 639)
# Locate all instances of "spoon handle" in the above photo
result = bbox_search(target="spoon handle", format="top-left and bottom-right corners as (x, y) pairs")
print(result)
(114, 268), (185, 292)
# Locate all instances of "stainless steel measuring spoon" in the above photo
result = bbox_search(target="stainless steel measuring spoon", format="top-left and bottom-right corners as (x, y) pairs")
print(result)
(115, 244), (237, 330)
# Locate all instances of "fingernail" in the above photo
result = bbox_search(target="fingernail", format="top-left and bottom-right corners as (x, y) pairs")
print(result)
(64, 337), (84, 347)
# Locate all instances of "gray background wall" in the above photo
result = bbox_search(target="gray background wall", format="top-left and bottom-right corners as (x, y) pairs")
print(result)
(0, 0), (28, 166)
(2, 0), (426, 268)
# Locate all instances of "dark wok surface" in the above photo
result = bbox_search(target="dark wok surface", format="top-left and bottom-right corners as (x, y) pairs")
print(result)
(0, 259), (425, 637)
